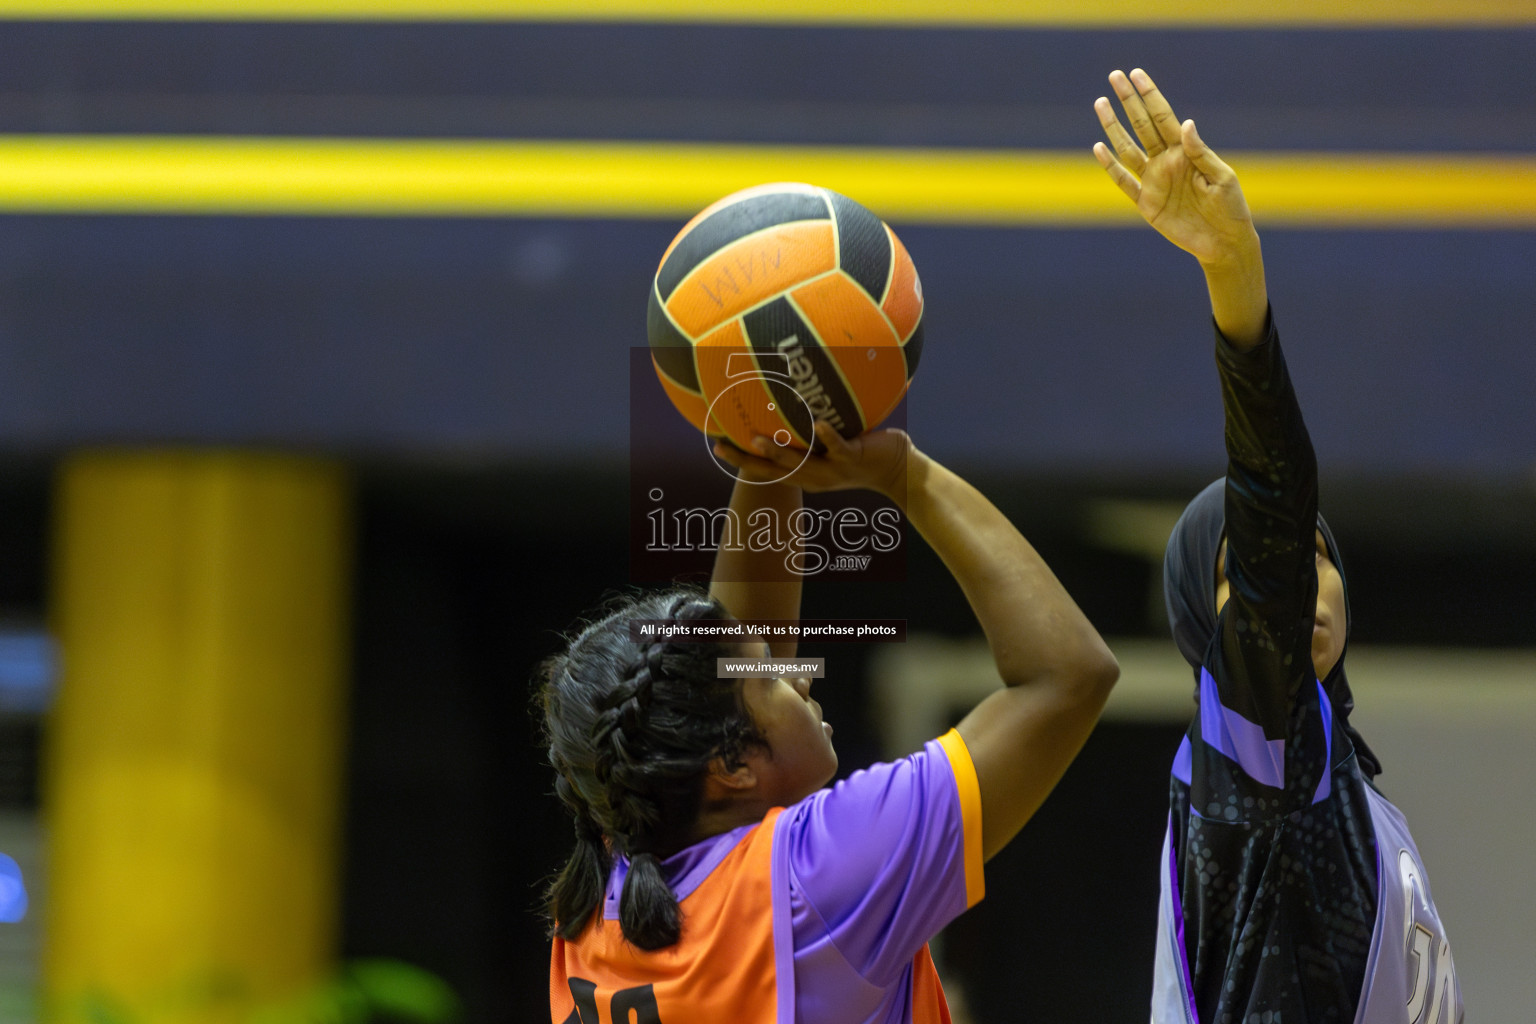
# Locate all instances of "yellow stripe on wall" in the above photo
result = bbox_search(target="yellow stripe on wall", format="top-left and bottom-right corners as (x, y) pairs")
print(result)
(0, 0), (1532, 24)
(2, 135), (1534, 227)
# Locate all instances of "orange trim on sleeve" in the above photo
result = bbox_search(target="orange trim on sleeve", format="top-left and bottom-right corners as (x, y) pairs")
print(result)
(936, 728), (985, 909)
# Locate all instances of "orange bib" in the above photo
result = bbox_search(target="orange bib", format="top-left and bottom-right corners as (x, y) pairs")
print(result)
(551, 809), (783, 1024)
(551, 805), (958, 1024)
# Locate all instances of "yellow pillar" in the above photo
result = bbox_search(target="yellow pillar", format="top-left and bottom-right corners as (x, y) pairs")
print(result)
(43, 452), (351, 1023)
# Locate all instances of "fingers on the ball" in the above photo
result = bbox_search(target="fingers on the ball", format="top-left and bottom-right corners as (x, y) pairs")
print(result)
(813, 421), (850, 456)
(716, 441), (765, 472)
(726, 436), (775, 468)
(720, 446), (779, 479)
(752, 436), (795, 466)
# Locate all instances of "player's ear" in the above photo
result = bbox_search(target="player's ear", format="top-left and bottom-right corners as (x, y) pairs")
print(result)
(703, 757), (756, 793)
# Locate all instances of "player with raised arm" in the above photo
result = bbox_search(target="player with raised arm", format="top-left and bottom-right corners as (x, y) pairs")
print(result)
(540, 420), (1118, 1022)
(1093, 68), (1462, 1023)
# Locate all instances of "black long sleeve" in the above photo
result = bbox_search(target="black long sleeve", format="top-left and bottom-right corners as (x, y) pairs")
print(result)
(1210, 311), (1327, 802)
(1173, 311), (1378, 1023)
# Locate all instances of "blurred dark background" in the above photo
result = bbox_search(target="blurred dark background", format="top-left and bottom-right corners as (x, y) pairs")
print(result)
(333, 462), (1533, 1021)
(0, 11), (1533, 1024)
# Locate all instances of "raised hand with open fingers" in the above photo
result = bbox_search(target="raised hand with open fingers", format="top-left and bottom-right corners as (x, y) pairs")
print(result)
(1092, 67), (1269, 346)
(1092, 68), (1257, 268)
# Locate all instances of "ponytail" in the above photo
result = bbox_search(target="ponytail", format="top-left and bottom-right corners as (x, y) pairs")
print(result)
(546, 779), (612, 940)
(537, 587), (763, 950)
(618, 851), (682, 950)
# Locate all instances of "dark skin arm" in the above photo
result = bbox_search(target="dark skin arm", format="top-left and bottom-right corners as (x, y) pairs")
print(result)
(718, 422), (1119, 860)
(707, 470), (803, 659)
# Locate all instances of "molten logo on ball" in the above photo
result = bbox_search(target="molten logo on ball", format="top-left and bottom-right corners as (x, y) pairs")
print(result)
(775, 335), (847, 435)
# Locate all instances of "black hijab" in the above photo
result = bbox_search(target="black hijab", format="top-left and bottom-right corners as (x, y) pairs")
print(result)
(1163, 478), (1381, 778)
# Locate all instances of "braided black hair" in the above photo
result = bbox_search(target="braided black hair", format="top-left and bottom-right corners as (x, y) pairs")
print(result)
(538, 586), (763, 950)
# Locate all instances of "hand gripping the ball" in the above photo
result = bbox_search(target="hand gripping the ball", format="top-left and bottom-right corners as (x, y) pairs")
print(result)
(713, 421), (912, 501)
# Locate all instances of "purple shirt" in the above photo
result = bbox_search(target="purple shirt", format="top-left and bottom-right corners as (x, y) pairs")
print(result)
(604, 733), (984, 1023)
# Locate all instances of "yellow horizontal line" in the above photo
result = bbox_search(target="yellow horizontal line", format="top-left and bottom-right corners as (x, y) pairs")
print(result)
(2, 136), (1534, 227)
(0, 0), (1532, 25)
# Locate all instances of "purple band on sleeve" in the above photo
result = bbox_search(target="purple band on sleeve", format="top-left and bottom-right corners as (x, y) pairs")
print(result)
(1172, 734), (1193, 785)
(1311, 680), (1334, 805)
(1198, 667), (1286, 790)
(1166, 817), (1202, 1024)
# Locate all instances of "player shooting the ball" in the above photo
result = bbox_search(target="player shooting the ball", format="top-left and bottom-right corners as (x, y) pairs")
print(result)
(1093, 69), (1463, 1022)
(541, 419), (1118, 1021)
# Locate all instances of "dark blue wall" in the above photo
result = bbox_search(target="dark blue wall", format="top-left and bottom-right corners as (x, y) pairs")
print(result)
(2, 215), (1532, 475)
(0, 21), (1532, 477)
